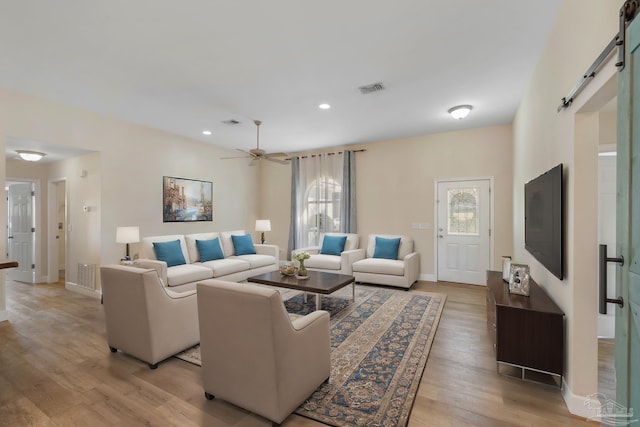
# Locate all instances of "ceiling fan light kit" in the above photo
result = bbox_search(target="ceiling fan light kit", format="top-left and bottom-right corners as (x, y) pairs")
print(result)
(220, 120), (289, 165)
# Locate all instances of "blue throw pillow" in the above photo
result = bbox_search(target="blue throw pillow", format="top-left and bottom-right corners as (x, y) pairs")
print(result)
(196, 238), (224, 262)
(231, 234), (256, 255)
(153, 240), (186, 267)
(320, 235), (348, 256)
(372, 237), (401, 260)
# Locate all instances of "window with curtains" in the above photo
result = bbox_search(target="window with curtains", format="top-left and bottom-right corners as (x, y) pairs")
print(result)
(288, 151), (356, 255)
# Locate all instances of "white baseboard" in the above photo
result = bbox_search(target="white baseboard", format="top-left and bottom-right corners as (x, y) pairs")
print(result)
(0, 310), (7, 322)
(562, 378), (600, 421)
(65, 282), (101, 299)
(419, 273), (436, 282)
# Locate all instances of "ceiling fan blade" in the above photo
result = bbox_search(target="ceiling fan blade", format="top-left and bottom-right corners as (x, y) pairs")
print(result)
(264, 157), (290, 165)
(248, 157), (261, 167)
(220, 154), (252, 159)
(264, 152), (289, 158)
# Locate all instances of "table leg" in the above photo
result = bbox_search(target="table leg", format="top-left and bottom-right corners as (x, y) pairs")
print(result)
(352, 283), (355, 301)
(316, 294), (322, 310)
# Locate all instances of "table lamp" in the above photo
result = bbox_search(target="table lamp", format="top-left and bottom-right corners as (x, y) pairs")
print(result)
(116, 226), (140, 260)
(255, 220), (271, 244)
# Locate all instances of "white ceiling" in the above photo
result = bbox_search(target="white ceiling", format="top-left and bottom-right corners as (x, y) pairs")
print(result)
(0, 1), (563, 158)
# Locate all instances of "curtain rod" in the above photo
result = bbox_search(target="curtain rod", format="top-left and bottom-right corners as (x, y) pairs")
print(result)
(288, 148), (366, 160)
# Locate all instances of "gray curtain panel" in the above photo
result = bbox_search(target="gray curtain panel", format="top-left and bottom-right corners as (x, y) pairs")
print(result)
(287, 157), (300, 259)
(340, 150), (357, 233)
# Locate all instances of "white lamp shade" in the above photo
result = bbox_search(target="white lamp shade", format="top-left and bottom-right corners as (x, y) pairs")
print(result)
(116, 226), (140, 244)
(255, 219), (271, 232)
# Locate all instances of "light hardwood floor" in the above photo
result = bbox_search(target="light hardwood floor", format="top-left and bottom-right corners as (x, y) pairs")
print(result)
(0, 279), (599, 426)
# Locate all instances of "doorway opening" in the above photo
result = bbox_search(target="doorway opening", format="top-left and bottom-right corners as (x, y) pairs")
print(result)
(47, 179), (67, 286)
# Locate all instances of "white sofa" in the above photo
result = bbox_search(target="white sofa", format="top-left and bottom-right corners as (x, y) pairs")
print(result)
(291, 233), (365, 276)
(351, 234), (420, 289)
(134, 230), (278, 292)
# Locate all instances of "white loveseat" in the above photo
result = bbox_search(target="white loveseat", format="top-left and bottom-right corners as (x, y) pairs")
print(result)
(351, 234), (420, 289)
(134, 230), (278, 292)
(291, 233), (365, 275)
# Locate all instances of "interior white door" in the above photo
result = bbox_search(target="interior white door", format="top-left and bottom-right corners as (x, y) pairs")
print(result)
(7, 182), (35, 283)
(437, 179), (491, 285)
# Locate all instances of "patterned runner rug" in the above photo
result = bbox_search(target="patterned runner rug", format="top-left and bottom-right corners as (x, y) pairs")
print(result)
(175, 285), (446, 427)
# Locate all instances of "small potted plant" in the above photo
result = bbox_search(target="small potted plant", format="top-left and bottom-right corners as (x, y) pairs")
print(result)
(293, 251), (311, 277)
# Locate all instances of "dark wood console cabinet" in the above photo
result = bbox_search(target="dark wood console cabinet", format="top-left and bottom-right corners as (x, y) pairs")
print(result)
(486, 270), (564, 382)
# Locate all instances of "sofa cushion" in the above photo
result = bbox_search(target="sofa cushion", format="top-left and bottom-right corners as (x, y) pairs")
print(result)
(372, 236), (401, 260)
(320, 235), (347, 256)
(153, 240), (187, 267)
(305, 254), (341, 270)
(352, 258), (405, 276)
(220, 230), (246, 257)
(197, 238), (225, 262)
(231, 234), (256, 255)
(166, 264), (213, 287)
(230, 254), (275, 269)
(200, 258), (251, 278)
(185, 232), (220, 262)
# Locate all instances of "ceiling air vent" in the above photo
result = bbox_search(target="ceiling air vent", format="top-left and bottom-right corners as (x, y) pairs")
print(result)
(221, 119), (241, 125)
(358, 82), (385, 94)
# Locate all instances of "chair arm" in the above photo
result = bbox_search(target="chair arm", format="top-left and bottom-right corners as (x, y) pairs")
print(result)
(164, 287), (197, 299)
(132, 259), (168, 286)
(290, 310), (329, 331)
(403, 252), (420, 282)
(340, 249), (366, 275)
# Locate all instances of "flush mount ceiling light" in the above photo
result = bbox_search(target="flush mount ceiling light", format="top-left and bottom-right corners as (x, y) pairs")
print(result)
(319, 103), (331, 110)
(16, 150), (46, 162)
(202, 130), (212, 135)
(448, 105), (473, 120)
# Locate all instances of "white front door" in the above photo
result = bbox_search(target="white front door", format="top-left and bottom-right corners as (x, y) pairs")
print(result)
(7, 182), (35, 283)
(437, 179), (491, 285)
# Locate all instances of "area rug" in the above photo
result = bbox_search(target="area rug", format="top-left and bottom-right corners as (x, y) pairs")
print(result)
(175, 285), (446, 427)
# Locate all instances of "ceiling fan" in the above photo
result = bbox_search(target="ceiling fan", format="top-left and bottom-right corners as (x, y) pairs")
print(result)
(220, 120), (289, 166)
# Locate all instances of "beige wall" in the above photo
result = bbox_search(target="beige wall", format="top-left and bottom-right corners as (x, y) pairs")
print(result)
(0, 87), (259, 299)
(512, 0), (622, 414)
(261, 124), (514, 277)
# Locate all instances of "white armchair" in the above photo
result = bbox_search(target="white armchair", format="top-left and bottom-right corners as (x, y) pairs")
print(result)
(351, 234), (420, 288)
(291, 233), (365, 275)
(100, 265), (200, 369)
(197, 279), (330, 425)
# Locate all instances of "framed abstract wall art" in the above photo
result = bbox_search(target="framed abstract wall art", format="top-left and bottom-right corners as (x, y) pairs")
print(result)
(163, 176), (213, 222)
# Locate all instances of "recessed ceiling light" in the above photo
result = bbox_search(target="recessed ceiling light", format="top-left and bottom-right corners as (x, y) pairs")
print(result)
(448, 105), (473, 120)
(202, 130), (212, 135)
(319, 103), (331, 110)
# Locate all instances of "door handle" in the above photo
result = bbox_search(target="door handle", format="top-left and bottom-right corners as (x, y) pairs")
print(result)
(7, 236), (13, 239)
(438, 235), (444, 239)
(599, 244), (624, 314)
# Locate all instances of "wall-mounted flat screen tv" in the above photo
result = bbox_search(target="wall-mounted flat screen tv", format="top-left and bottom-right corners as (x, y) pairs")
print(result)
(524, 163), (564, 280)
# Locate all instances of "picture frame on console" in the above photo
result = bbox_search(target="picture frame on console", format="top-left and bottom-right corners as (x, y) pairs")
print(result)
(508, 263), (531, 296)
(163, 176), (213, 222)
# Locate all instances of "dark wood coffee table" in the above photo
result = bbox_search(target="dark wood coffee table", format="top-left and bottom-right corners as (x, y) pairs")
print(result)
(247, 270), (355, 311)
